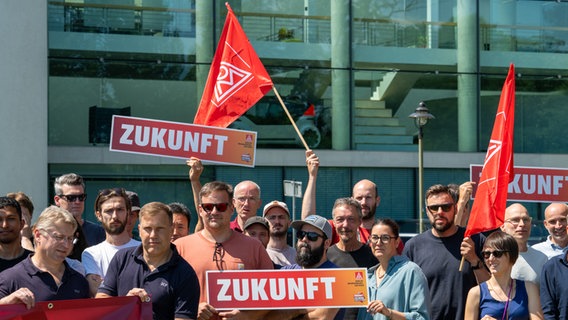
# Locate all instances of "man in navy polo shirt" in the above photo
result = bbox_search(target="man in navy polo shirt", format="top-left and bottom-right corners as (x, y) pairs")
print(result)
(0, 206), (89, 308)
(97, 201), (200, 320)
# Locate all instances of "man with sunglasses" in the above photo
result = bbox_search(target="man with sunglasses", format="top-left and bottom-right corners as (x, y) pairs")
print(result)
(187, 158), (264, 234)
(54, 173), (105, 248)
(500, 203), (547, 286)
(82, 188), (140, 297)
(175, 181), (273, 320)
(265, 214), (344, 320)
(403, 184), (489, 320)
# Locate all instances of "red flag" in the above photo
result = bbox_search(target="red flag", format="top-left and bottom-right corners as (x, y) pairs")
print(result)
(193, 3), (273, 127)
(465, 64), (515, 237)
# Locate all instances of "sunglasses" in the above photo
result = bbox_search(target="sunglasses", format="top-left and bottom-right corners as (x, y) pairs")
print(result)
(427, 203), (454, 212)
(58, 194), (87, 202)
(481, 250), (509, 259)
(201, 203), (230, 213)
(297, 230), (324, 241)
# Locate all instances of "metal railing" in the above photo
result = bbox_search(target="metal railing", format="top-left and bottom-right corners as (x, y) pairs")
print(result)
(48, 1), (568, 53)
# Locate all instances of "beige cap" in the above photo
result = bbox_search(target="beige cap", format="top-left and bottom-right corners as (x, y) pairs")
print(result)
(262, 200), (290, 217)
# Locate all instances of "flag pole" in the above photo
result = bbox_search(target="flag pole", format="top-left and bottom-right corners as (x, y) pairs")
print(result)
(272, 85), (310, 150)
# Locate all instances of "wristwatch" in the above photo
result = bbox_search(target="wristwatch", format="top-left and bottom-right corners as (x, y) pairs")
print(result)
(471, 260), (483, 270)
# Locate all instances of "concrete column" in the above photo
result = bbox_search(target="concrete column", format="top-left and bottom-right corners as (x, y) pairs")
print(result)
(0, 1), (48, 210)
(426, 0), (439, 48)
(194, 0), (214, 115)
(457, 0), (478, 152)
(331, 0), (351, 150)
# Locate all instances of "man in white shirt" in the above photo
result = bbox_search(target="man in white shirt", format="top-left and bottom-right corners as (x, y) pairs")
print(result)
(533, 202), (568, 259)
(263, 201), (296, 266)
(82, 188), (140, 297)
(501, 203), (548, 286)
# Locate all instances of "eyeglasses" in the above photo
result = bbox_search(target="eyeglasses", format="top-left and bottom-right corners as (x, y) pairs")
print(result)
(40, 229), (77, 245)
(213, 242), (225, 271)
(481, 250), (509, 259)
(297, 230), (324, 242)
(370, 234), (398, 244)
(201, 203), (230, 213)
(505, 217), (532, 227)
(426, 203), (454, 213)
(235, 196), (259, 203)
(58, 194), (87, 202)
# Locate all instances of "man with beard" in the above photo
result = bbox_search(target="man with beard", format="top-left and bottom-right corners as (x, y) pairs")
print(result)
(272, 214), (344, 320)
(82, 188), (140, 297)
(0, 197), (32, 272)
(263, 201), (296, 266)
(187, 157), (263, 233)
(403, 184), (489, 320)
(301, 151), (404, 253)
(533, 202), (568, 259)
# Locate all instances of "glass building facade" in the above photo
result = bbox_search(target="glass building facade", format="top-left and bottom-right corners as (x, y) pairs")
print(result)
(39, 0), (568, 234)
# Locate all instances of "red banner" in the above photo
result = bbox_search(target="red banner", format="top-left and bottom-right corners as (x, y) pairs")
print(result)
(471, 165), (568, 203)
(193, 3), (273, 128)
(206, 269), (368, 310)
(110, 115), (257, 167)
(465, 64), (515, 237)
(0, 297), (152, 320)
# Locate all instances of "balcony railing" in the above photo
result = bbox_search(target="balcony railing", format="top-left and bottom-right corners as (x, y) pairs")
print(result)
(48, 1), (568, 53)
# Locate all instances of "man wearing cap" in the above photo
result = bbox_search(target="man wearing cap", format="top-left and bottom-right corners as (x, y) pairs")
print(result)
(243, 216), (270, 248)
(263, 200), (296, 266)
(125, 191), (141, 240)
(276, 215), (344, 320)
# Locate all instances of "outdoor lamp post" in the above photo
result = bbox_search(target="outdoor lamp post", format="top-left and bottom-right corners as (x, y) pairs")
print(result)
(409, 102), (435, 233)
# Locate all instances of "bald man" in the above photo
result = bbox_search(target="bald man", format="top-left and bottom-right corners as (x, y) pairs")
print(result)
(501, 203), (548, 286)
(533, 202), (568, 259)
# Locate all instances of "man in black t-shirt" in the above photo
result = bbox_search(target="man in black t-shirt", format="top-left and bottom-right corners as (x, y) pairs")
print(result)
(326, 197), (378, 320)
(0, 197), (32, 272)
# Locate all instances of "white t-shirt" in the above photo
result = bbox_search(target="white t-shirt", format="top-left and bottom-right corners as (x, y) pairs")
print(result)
(511, 246), (548, 285)
(82, 238), (140, 277)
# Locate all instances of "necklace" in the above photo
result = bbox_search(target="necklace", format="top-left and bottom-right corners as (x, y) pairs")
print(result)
(488, 279), (513, 302)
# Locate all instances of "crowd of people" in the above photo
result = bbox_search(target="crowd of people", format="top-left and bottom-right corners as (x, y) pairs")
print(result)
(0, 150), (567, 320)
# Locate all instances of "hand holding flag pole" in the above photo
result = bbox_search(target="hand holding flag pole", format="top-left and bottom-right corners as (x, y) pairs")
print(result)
(459, 63), (516, 271)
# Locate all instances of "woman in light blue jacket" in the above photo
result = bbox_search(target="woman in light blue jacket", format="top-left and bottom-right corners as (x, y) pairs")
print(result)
(358, 219), (431, 320)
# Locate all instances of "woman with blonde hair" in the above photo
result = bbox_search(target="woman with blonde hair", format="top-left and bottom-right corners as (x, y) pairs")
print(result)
(464, 231), (542, 319)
